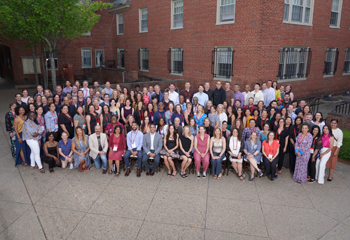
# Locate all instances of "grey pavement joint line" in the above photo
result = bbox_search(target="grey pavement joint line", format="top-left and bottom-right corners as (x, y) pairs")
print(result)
(0, 202), (32, 235)
(203, 170), (210, 240)
(254, 178), (270, 239)
(0, 119), (48, 239)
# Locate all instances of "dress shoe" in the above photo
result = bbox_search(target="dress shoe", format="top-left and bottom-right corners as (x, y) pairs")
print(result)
(146, 170), (150, 176)
(137, 168), (141, 177)
(124, 167), (131, 177)
(102, 169), (107, 174)
(150, 171), (155, 176)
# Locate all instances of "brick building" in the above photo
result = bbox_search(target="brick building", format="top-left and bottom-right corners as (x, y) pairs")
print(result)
(1, 0), (350, 98)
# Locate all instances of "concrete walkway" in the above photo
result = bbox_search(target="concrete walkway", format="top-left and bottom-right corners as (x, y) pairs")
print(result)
(0, 88), (350, 240)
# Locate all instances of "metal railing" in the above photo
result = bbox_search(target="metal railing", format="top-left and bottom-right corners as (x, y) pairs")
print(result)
(331, 101), (350, 115)
(295, 97), (320, 114)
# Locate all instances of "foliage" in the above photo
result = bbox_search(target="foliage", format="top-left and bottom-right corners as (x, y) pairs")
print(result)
(339, 129), (350, 160)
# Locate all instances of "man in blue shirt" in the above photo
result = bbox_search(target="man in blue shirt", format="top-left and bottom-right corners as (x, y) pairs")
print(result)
(193, 84), (209, 107)
(151, 85), (164, 104)
(103, 81), (113, 98)
(124, 122), (144, 177)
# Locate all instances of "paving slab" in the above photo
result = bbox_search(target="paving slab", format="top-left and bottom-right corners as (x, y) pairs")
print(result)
(205, 229), (269, 240)
(0, 175), (32, 204)
(0, 201), (31, 233)
(319, 223), (350, 240)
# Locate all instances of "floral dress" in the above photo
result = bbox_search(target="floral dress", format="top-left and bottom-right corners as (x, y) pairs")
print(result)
(293, 133), (313, 184)
(72, 136), (91, 168)
(5, 111), (16, 157)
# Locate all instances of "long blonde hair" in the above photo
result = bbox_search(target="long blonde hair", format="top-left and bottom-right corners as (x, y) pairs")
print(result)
(182, 126), (191, 137)
(74, 126), (87, 148)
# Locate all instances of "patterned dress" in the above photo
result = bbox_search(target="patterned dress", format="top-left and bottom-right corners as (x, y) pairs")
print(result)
(5, 111), (16, 157)
(293, 133), (313, 183)
(72, 136), (91, 168)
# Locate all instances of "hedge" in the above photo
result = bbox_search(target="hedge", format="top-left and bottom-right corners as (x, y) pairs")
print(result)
(339, 129), (350, 161)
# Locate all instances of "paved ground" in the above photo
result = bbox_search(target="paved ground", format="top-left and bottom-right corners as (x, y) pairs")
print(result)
(0, 86), (350, 240)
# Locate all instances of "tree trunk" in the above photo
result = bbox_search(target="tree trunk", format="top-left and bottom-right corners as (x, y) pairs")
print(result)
(31, 45), (39, 85)
(50, 51), (57, 89)
(41, 44), (48, 89)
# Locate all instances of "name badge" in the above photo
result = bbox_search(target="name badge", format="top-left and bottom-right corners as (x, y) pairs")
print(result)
(151, 117), (154, 121)
(276, 140), (279, 144)
(71, 122), (74, 127)
(186, 99), (190, 102)
(310, 148), (314, 154)
(55, 124), (58, 130)
(268, 154), (273, 158)
(41, 126), (45, 132)
(96, 123), (99, 126)
(253, 145), (257, 149)
(141, 120), (143, 125)
(83, 124), (86, 129)
(182, 122), (184, 127)
(131, 142), (137, 149)
(113, 146), (118, 151)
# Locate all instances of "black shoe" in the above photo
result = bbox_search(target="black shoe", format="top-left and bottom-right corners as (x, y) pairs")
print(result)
(308, 179), (315, 183)
(327, 178), (333, 182)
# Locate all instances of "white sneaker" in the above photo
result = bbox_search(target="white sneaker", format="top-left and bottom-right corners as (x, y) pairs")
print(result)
(202, 172), (206, 178)
(196, 172), (201, 179)
(70, 163), (73, 169)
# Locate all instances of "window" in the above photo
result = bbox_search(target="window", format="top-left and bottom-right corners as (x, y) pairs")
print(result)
(330, 0), (342, 27)
(139, 48), (149, 71)
(117, 48), (125, 69)
(283, 0), (313, 25)
(45, 50), (58, 70)
(82, 31), (91, 36)
(81, 48), (92, 68)
(278, 47), (311, 80)
(171, 0), (183, 29)
(95, 49), (104, 67)
(324, 48), (339, 76)
(117, 14), (123, 35)
(168, 48), (183, 74)
(139, 8), (148, 32)
(343, 48), (350, 74)
(211, 47), (234, 79)
(21, 57), (41, 74)
(217, 0), (235, 24)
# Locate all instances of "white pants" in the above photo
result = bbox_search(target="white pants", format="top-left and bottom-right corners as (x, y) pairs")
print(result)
(26, 139), (43, 169)
(316, 147), (331, 184)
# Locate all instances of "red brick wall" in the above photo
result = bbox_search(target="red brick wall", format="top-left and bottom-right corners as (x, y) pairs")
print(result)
(3, 0), (350, 98)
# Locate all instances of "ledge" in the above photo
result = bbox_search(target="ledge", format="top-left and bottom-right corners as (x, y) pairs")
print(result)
(107, 1), (130, 13)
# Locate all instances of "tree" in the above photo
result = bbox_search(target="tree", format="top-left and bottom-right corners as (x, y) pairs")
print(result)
(40, 0), (111, 89)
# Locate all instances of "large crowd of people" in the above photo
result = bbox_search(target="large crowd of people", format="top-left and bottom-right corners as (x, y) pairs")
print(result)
(5, 79), (344, 184)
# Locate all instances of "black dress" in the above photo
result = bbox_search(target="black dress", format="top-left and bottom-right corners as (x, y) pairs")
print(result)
(179, 135), (192, 157)
(87, 112), (99, 134)
(257, 117), (270, 130)
(289, 125), (301, 173)
(58, 113), (74, 138)
(134, 109), (144, 126)
(43, 146), (61, 168)
(274, 128), (289, 171)
(205, 126), (214, 137)
(101, 112), (112, 130)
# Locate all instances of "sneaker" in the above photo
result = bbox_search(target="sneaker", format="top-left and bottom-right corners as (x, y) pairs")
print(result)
(308, 179), (315, 183)
(202, 172), (206, 178)
(258, 169), (263, 177)
(87, 167), (92, 171)
(69, 163), (73, 169)
(196, 172), (201, 179)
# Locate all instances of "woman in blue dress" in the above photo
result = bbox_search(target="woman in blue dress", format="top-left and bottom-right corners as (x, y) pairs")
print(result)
(71, 126), (91, 172)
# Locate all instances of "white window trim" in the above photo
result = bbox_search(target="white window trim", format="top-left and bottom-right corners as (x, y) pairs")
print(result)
(81, 48), (92, 69)
(216, 0), (235, 25)
(170, 47), (183, 76)
(213, 46), (233, 82)
(82, 31), (91, 36)
(95, 49), (104, 67)
(330, 0), (343, 28)
(278, 47), (310, 82)
(116, 14), (123, 35)
(139, 7), (148, 33)
(117, 48), (125, 69)
(283, 0), (314, 26)
(323, 47), (338, 77)
(139, 48), (149, 72)
(45, 50), (58, 71)
(171, 0), (183, 30)
(21, 56), (42, 74)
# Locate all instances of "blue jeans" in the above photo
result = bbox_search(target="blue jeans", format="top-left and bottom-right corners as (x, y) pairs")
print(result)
(211, 152), (225, 176)
(124, 150), (143, 169)
(142, 153), (160, 173)
(93, 154), (108, 170)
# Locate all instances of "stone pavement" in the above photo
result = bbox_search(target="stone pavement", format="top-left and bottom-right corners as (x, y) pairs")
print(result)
(0, 88), (350, 240)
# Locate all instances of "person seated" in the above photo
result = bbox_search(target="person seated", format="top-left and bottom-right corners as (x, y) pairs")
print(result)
(71, 126), (91, 172)
(228, 128), (244, 181)
(89, 125), (109, 174)
(142, 124), (163, 176)
(124, 122), (144, 177)
(43, 132), (61, 173)
(193, 126), (210, 178)
(243, 132), (263, 182)
(242, 119), (260, 141)
(58, 132), (73, 169)
(262, 131), (280, 181)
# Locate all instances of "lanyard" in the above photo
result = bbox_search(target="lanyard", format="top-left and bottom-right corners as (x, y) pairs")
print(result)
(148, 111), (154, 118)
(93, 113), (99, 123)
(297, 133), (307, 144)
(193, 105), (197, 114)
(64, 113), (73, 122)
(185, 90), (191, 100)
(158, 111), (163, 118)
(196, 113), (202, 122)
(179, 114), (184, 123)
(113, 135), (120, 146)
(38, 115), (44, 126)
(80, 114), (86, 123)
(222, 131), (227, 139)
(311, 137), (317, 148)
(104, 113), (111, 123)
(51, 112), (57, 124)
(187, 109), (193, 117)
(248, 127), (255, 137)
(232, 137), (238, 150)
(11, 111), (16, 118)
(144, 124), (149, 133)
(206, 126), (211, 135)
(131, 130), (139, 143)
(138, 110), (144, 120)
(276, 128), (282, 140)
(78, 99), (84, 106)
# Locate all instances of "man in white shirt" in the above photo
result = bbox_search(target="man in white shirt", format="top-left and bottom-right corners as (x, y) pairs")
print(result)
(327, 119), (344, 181)
(248, 83), (264, 105)
(80, 80), (89, 99)
(266, 80), (276, 106)
(262, 82), (274, 107)
(193, 84), (209, 106)
(168, 83), (179, 105)
(242, 84), (251, 106)
(142, 124), (163, 175)
(104, 81), (113, 98)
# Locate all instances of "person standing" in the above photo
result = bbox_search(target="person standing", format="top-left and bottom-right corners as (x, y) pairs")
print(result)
(224, 82), (235, 107)
(242, 119), (260, 141)
(142, 124), (163, 176)
(168, 83), (179, 105)
(5, 102), (17, 157)
(316, 125), (334, 184)
(274, 118), (289, 174)
(292, 123), (313, 184)
(58, 105), (74, 139)
(80, 80), (89, 99)
(233, 84), (244, 108)
(193, 126), (210, 178)
(63, 80), (72, 97)
(124, 122), (144, 177)
(89, 125), (109, 174)
(213, 81), (226, 106)
(193, 84), (209, 107)
(104, 81), (113, 98)
(326, 119), (343, 181)
(179, 81), (195, 103)
(204, 82), (214, 101)
(242, 84), (251, 106)
(308, 126), (322, 183)
(248, 83), (264, 105)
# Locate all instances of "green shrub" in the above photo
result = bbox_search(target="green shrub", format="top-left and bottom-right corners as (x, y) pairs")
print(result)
(338, 129), (350, 160)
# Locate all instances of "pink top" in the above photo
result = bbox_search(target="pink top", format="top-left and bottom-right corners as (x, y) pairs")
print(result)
(196, 134), (209, 153)
(322, 134), (331, 148)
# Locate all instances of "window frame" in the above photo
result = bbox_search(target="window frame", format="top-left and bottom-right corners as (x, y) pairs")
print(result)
(21, 56), (42, 74)
(323, 47), (339, 77)
(343, 48), (350, 75)
(168, 47), (184, 75)
(216, 0), (236, 25)
(171, 0), (184, 30)
(95, 49), (104, 67)
(139, 7), (148, 33)
(139, 48), (149, 72)
(330, 0), (343, 28)
(45, 50), (58, 71)
(283, 0), (314, 26)
(81, 48), (92, 69)
(211, 46), (234, 81)
(117, 14), (124, 35)
(117, 48), (125, 69)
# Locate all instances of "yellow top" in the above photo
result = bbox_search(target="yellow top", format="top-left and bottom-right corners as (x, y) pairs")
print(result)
(17, 117), (25, 133)
(275, 89), (281, 100)
(246, 116), (254, 127)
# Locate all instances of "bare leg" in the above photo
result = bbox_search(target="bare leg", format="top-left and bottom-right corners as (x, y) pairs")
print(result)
(20, 149), (26, 164)
(184, 158), (192, 170)
(329, 168), (334, 179)
(237, 162), (243, 177)
(108, 159), (113, 172)
(250, 164), (255, 179)
(61, 160), (67, 169)
(116, 160), (120, 173)
(163, 156), (171, 173)
(231, 161), (238, 174)
(248, 155), (260, 171)
(168, 157), (176, 175)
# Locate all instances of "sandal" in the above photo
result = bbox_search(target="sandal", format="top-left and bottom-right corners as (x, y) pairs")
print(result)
(217, 174), (222, 180)
(39, 169), (45, 174)
(108, 170), (112, 175)
(49, 169), (54, 173)
(327, 178), (333, 182)
(23, 163), (30, 167)
(171, 171), (177, 178)
(115, 172), (120, 177)
(238, 174), (245, 182)
(213, 175), (217, 179)
(31, 166), (38, 170)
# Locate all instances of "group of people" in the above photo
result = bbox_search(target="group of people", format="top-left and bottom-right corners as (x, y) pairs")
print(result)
(5, 79), (343, 184)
